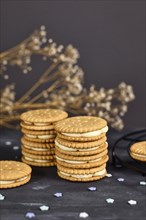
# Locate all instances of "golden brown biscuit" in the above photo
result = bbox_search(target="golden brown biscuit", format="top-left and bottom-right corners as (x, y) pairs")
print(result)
(0, 160), (32, 188)
(20, 109), (68, 123)
(130, 141), (146, 162)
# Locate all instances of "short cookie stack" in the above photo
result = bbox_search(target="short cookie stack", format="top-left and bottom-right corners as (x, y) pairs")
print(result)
(55, 116), (109, 182)
(20, 109), (68, 166)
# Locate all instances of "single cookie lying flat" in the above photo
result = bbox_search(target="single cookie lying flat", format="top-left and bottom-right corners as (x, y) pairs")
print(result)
(0, 161), (32, 189)
(55, 116), (108, 141)
(130, 141), (146, 162)
(57, 163), (107, 182)
(20, 109), (68, 123)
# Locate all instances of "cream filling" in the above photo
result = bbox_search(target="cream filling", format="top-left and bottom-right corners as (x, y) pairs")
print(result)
(24, 145), (49, 152)
(56, 156), (101, 164)
(24, 122), (53, 126)
(34, 123), (52, 126)
(132, 153), (146, 158)
(62, 126), (108, 137)
(60, 169), (106, 178)
(26, 134), (56, 139)
(24, 156), (52, 162)
(0, 176), (29, 184)
(55, 140), (108, 152)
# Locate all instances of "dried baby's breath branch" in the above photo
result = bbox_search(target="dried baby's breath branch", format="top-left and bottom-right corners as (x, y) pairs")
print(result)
(0, 26), (135, 130)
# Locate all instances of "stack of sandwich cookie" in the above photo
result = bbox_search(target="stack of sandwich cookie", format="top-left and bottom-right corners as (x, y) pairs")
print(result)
(20, 109), (68, 166)
(130, 141), (146, 162)
(55, 116), (109, 182)
(0, 161), (32, 189)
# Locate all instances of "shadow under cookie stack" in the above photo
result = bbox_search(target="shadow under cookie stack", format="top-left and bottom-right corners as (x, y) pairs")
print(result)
(20, 109), (68, 166)
(55, 116), (109, 182)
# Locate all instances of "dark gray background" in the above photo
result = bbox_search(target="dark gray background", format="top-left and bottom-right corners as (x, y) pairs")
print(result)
(0, 0), (145, 129)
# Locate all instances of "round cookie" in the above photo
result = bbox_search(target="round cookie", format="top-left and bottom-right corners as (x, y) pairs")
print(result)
(21, 121), (54, 131)
(22, 157), (56, 167)
(24, 135), (55, 143)
(57, 164), (107, 182)
(57, 163), (106, 175)
(55, 137), (108, 156)
(21, 145), (55, 156)
(22, 128), (56, 142)
(20, 109), (68, 123)
(21, 137), (55, 149)
(130, 141), (146, 162)
(57, 132), (106, 142)
(56, 135), (107, 149)
(22, 150), (55, 166)
(0, 160), (32, 189)
(55, 150), (108, 169)
(21, 128), (56, 135)
(55, 116), (108, 142)
(22, 150), (54, 160)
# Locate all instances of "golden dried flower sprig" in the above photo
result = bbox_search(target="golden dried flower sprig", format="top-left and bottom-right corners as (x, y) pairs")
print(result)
(0, 26), (135, 130)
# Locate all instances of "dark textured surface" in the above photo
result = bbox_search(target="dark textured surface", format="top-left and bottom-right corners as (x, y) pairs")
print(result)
(0, 129), (146, 220)
(0, 1), (145, 129)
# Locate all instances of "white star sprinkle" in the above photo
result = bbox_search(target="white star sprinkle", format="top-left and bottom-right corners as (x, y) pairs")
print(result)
(106, 173), (112, 177)
(117, 178), (125, 182)
(39, 205), (49, 211)
(54, 192), (62, 198)
(13, 146), (19, 150)
(25, 212), (36, 218)
(0, 194), (5, 200)
(106, 198), (114, 204)
(5, 141), (12, 145)
(88, 187), (96, 191)
(140, 181), (146, 186)
(79, 212), (89, 218)
(128, 200), (137, 205)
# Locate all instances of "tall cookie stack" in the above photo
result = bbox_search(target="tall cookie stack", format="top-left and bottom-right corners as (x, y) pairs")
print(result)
(20, 109), (68, 166)
(55, 116), (109, 182)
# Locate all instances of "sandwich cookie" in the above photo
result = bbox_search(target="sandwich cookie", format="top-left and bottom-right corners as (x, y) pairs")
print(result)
(22, 151), (55, 167)
(55, 136), (108, 156)
(55, 116), (108, 142)
(57, 164), (107, 182)
(20, 109), (68, 124)
(22, 128), (56, 143)
(20, 121), (54, 131)
(55, 149), (108, 169)
(130, 141), (146, 162)
(0, 160), (32, 189)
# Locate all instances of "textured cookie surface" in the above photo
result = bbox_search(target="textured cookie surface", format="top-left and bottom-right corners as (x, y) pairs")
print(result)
(20, 109), (68, 123)
(24, 135), (55, 143)
(0, 160), (32, 188)
(56, 154), (108, 169)
(57, 132), (106, 142)
(55, 136), (107, 149)
(55, 149), (108, 161)
(21, 128), (56, 135)
(21, 137), (55, 148)
(0, 160), (32, 180)
(55, 116), (107, 133)
(55, 141), (108, 156)
(22, 145), (55, 155)
(22, 157), (56, 167)
(21, 121), (54, 131)
(57, 163), (106, 175)
(130, 141), (146, 155)
(130, 141), (146, 162)
(57, 170), (107, 182)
